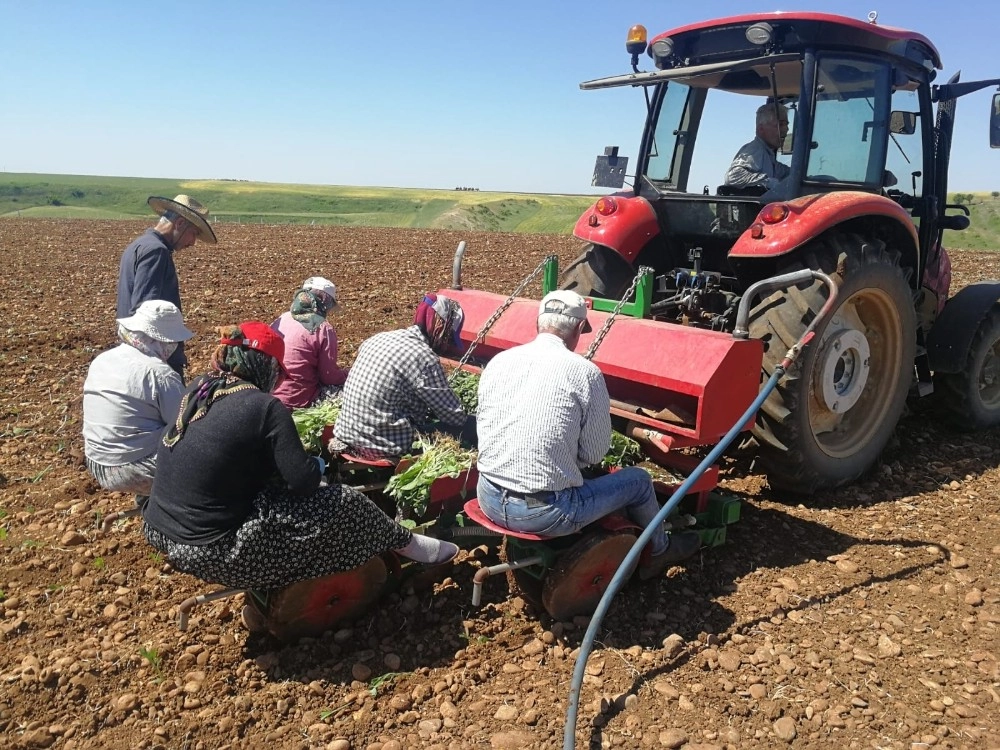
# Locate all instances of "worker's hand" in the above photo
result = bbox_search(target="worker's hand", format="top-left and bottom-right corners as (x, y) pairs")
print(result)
(315, 456), (327, 476)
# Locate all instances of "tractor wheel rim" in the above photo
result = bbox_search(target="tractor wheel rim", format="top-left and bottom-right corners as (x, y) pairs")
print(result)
(979, 339), (1000, 407)
(809, 288), (903, 458)
(818, 328), (871, 414)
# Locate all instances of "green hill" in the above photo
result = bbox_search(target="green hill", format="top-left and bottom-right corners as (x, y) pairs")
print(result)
(946, 193), (1000, 251)
(1, 174), (997, 247)
(0, 174), (595, 234)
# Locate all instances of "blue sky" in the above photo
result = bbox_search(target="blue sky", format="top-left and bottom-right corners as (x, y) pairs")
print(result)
(1, 1), (996, 194)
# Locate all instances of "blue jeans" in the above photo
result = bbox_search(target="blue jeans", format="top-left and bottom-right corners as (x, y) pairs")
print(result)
(476, 467), (667, 555)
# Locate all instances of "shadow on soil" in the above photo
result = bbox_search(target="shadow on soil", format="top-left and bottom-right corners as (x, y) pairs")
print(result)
(577, 502), (948, 747)
(243, 494), (947, 717)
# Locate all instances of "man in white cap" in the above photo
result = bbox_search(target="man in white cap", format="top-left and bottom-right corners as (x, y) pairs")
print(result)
(475, 290), (701, 580)
(116, 195), (216, 376)
(270, 276), (350, 409)
(83, 300), (195, 501)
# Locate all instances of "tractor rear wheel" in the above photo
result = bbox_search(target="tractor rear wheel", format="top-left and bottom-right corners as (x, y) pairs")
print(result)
(559, 243), (635, 299)
(748, 235), (916, 494)
(936, 306), (1000, 428)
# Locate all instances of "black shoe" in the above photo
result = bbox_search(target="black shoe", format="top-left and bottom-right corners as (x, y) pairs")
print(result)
(639, 531), (701, 580)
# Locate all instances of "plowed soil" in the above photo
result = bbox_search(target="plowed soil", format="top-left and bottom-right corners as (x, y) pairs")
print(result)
(1, 219), (998, 750)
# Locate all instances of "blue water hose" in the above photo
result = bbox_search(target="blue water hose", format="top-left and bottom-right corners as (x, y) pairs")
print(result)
(562, 268), (837, 749)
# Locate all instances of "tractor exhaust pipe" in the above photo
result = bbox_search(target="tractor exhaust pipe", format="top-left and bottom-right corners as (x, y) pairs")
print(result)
(451, 241), (468, 289)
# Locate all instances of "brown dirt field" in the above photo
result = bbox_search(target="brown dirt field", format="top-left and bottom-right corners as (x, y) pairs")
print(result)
(1, 218), (998, 750)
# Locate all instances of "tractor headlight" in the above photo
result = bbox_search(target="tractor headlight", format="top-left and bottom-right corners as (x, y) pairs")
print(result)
(745, 22), (774, 46)
(650, 37), (674, 61)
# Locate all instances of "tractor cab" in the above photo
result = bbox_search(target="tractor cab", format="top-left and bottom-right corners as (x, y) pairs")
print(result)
(568, 12), (954, 311)
(549, 12), (1000, 494)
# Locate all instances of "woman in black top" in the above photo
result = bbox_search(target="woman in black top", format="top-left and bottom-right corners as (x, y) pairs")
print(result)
(142, 321), (457, 592)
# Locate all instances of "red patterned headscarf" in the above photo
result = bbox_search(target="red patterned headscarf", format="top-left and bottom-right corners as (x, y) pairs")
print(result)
(413, 293), (465, 355)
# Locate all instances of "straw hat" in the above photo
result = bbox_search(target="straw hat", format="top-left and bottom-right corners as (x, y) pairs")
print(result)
(147, 194), (217, 244)
(117, 300), (195, 343)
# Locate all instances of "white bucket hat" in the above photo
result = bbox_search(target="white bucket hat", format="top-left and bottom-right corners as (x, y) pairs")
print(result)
(302, 276), (338, 306)
(117, 300), (194, 343)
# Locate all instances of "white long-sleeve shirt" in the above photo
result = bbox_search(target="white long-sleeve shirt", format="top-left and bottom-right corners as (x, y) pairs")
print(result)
(476, 333), (611, 493)
(83, 344), (184, 465)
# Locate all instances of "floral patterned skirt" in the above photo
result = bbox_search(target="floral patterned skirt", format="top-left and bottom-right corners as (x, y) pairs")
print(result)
(143, 483), (411, 591)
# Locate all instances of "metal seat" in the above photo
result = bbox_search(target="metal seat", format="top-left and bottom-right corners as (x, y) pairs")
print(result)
(462, 498), (552, 541)
(99, 506), (142, 535)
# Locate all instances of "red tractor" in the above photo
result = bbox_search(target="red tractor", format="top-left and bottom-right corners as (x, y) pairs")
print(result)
(548, 11), (1000, 493)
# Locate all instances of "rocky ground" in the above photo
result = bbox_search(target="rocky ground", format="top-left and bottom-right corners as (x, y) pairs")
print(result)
(0, 219), (998, 750)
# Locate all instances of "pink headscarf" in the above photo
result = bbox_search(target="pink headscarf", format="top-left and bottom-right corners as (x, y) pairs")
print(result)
(413, 293), (465, 354)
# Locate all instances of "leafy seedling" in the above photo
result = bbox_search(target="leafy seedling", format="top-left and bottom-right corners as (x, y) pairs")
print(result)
(368, 672), (409, 697)
(139, 646), (165, 682)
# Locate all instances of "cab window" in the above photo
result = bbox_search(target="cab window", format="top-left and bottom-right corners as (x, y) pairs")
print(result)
(808, 57), (892, 186)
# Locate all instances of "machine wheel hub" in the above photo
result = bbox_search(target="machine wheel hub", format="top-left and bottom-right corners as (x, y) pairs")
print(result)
(817, 326), (871, 414)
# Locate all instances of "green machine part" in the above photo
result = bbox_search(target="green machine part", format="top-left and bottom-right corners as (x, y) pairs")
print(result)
(541, 256), (654, 319)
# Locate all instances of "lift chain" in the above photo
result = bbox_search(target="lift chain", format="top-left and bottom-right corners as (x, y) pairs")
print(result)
(449, 254), (557, 380)
(583, 266), (654, 362)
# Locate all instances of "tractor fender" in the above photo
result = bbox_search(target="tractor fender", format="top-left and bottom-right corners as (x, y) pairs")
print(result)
(926, 281), (1000, 374)
(573, 195), (659, 263)
(729, 191), (918, 262)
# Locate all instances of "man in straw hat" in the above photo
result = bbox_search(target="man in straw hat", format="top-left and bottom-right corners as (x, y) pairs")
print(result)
(116, 194), (216, 376)
(83, 299), (195, 501)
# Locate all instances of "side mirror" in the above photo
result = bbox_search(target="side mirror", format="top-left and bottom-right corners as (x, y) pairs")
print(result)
(889, 111), (917, 135)
(991, 92), (1000, 149)
(592, 146), (629, 189)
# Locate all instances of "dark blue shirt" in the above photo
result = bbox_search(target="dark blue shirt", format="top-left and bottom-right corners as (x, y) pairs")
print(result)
(116, 228), (180, 316)
(116, 228), (186, 372)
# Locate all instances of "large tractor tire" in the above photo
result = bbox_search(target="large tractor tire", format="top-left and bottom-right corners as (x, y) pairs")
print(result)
(935, 306), (1000, 428)
(560, 243), (636, 299)
(748, 235), (916, 494)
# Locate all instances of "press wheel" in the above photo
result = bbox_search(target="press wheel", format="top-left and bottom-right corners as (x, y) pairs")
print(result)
(265, 556), (389, 641)
(541, 530), (637, 621)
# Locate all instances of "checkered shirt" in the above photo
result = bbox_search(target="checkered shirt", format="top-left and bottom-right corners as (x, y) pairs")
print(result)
(334, 326), (466, 456)
(476, 333), (611, 493)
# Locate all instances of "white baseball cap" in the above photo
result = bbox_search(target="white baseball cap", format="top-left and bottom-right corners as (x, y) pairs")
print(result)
(302, 276), (338, 305)
(538, 290), (592, 332)
(117, 300), (194, 342)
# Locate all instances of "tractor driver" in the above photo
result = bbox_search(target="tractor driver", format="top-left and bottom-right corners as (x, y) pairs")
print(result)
(724, 102), (791, 192)
(474, 290), (702, 581)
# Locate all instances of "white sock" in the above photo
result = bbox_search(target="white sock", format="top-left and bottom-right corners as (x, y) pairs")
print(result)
(395, 535), (459, 565)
